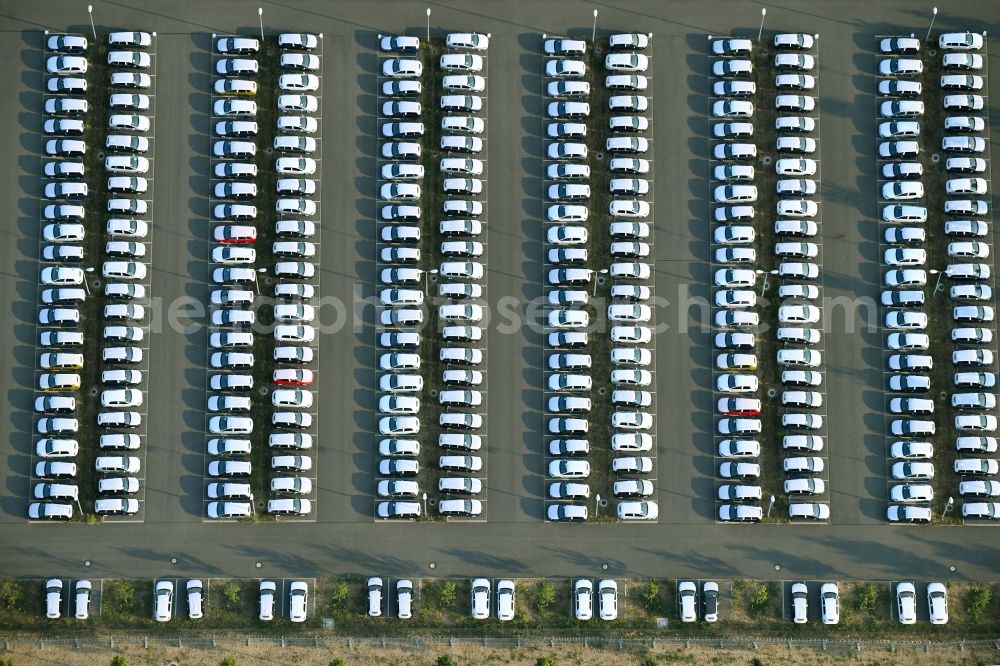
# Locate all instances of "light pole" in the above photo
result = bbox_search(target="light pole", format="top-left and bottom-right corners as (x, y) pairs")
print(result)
(766, 494), (775, 518)
(925, 7), (938, 42)
(426, 8), (431, 42)
(929, 269), (944, 295)
(257, 7), (264, 42)
(942, 496), (954, 519)
(83, 267), (94, 296)
(86, 5), (97, 41)
(592, 268), (609, 296)
(421, 492), (427, 516)
(423, 268), (438, 292)
(757, 8), (766, 42)
(255, 267), (267, 295)
(591, 9), (598, 43)
(594, 493), (601, 518)
(755, 268), (778, 294)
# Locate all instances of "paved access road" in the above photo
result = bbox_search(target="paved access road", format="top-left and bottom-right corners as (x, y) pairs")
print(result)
(0, 0), (997, 581)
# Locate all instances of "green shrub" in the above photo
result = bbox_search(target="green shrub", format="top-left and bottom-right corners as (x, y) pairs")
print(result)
(220, 658), (236, 666)
(106, 580), (136, 612)
(0, 580), (21, 609)
(222, 582), (241, 608)
(967, 585), (992, 622)
(110, 656), (127, 666)
(439, 581), (457, 607)
(855, 583), (878, 611)
(639, 659), (657, 666)
(641, 581), (660, 612)
(749, 584), (768, 616)
(436, 656), (457, 666)
(535, 658), (556, 666)
(329, 581), (350, 609)
(329, 660), (347, 666)
(749, 658), (764, 666)
(536, 582), (556, 611)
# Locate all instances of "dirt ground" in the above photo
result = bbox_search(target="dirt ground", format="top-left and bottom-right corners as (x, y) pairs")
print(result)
(3, 640), (998, 666)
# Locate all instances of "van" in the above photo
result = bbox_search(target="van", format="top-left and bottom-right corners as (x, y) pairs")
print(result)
(108, 51), (150, 68)
(942, 136), (986, 154)
(440, 94), (482, 112)
(946, 263), (991, 280)
(439, 499), (483, 516)
(208, 438), (252, 456)
(438, 390), (482, 407)
(606, 136), (648, 153)
(956, 436), (998, 452)
(440, 158), (484, 175)
(106, 134), (149, 153)
(48, 77), (87, 93)
(941, 74), (983, 90)
(939, 32), (984, 51)
(439, 455), (483, 472)
(439, 433), (482, 451)
(442, 326), (481, 342)
(605, 74), (647, 90)
(952, 393), (996, 410)
(267, 432), (313, 449)
(439, 261), (484, 279)
(944, 199), (988, 216)
(777, 349), (821, 367)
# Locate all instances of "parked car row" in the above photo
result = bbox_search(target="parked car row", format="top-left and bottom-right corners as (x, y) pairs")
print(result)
(375, 33), (490, 520)
(876, 33), (997, 523)
(46, 575), (310, 622)
(364, 576), (414, 618)
(934, 33), (997, 522)
(204, 34), (322, 519)
(711, 34), (829, 523)
(541, 33), (658, 523)
(31, 31), (156, 521)
(43, 578), (95, 619)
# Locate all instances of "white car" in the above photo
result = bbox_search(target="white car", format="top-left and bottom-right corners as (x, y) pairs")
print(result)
(777, 199), (818, 217)
(896, 583), (916, 624)
(927, 583), (948, 625)
(471, 578), (490, 619)
(775, 158), (817, 177)
(791, 582), (808, 623)
(280, 33), (319, 49)
(43, 578), (64, 617)
(154, 581), (174, 622)
(446, 32), (489, 50)
(882, 181), (924, 200)
(712, 100), (753, 118)
(496, 580), (515, 621)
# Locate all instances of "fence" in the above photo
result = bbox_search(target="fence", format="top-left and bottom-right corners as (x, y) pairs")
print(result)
(4, 634), (999, 654)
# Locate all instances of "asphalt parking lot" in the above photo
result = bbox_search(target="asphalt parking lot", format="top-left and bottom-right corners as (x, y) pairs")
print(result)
(0, 0), (998, 582)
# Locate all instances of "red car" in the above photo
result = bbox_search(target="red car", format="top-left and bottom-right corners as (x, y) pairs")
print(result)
(274, 368), (314, 386)
(717, 397), (761, 416)
(213, 224), (257, 244)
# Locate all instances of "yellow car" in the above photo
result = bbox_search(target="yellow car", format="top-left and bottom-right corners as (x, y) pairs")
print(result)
(39, 353), (84, 370)
(214, 78), (257, 97)
(39, 373), (81, 391)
